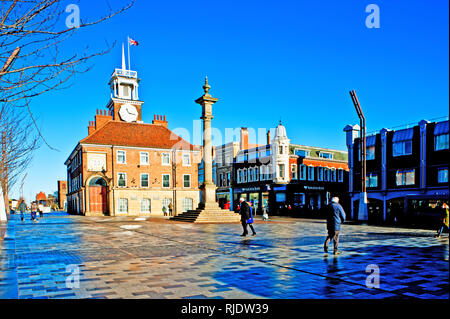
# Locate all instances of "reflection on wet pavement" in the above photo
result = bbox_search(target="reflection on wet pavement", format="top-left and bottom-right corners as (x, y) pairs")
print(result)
(0, 213), (448, 299)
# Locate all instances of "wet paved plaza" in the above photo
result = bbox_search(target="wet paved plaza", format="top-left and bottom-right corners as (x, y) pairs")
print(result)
(0, 213), (448, 299)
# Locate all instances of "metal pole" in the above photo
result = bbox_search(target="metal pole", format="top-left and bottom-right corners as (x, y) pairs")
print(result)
(127, 36), (131, 71)
(350, 90), (368, 222)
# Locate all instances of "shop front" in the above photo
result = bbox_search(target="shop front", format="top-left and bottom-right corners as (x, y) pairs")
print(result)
(233, 185), (270, 215)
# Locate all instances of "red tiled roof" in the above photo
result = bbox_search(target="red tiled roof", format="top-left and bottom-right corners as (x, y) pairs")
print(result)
(36, 192), (46, 201)
(80, 121), (197, 150)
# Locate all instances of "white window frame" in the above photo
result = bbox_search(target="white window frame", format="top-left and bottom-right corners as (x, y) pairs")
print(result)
(117, 172), (127, 187)
(317, 167), (324, 181)
(279, 164), (285, 179)
(161, 152), (170, 166)
(182, 198), (193, 213)
(319, 152), (333, 159)
(299, 164), (306, 180)
(183, 174), (191, 188)
(291, 164), (298, 180)
(162, 174), (170, 188)
(140, 173), (149, 188)
(140, 152), (149, 165)
(117, 150), (126, 164)
(308, 166), (314, 181)
(140, 198), (151, 213)
(338, 168), (344, 182)
(331, 168), (337, 182)
(118, 198), (128, 213)
(324, 168), (330, 182)
(182, 153), (191, 166)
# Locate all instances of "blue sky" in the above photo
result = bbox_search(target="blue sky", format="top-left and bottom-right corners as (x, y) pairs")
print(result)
(13, 0), (449, 202)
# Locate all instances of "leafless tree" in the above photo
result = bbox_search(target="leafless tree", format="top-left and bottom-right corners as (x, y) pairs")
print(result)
(0, 0), (134, 212)
(0, 103), (39, 213)
(1, 0), (134, 104)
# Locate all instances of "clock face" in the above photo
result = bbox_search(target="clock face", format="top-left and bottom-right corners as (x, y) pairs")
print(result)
(119, 104), (138, 122)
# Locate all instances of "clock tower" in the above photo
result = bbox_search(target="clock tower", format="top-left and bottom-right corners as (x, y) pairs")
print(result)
(107, 44), (144, 123)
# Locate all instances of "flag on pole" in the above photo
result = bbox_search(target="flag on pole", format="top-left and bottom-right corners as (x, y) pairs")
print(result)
(129, 37), (139, 46)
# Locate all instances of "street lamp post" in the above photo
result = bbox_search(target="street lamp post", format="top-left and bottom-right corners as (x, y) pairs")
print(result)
(350, 90), (368, 222)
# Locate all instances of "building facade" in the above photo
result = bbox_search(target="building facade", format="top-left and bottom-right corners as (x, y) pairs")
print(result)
(65, 59), (201, 217)
(57, 180), (67, 210)
(345, 119), (449, 225)
(233, 123), (349, 217)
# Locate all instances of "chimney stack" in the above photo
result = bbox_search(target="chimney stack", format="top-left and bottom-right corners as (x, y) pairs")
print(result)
(267, 130), (271, 145)
(152, 114), (168, 128)
(240, 127), (249, 150)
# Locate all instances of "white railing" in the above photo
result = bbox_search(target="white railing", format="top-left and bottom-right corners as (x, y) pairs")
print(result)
(112, 68), (137, 78)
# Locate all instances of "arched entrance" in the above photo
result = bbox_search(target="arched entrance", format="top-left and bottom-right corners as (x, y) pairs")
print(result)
(88, 177), (108, 215)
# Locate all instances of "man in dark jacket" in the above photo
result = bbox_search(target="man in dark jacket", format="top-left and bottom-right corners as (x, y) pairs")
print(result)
(238, 198), (251, 236)
(324, 197), (346, 255)
(18, 199), (27, 222)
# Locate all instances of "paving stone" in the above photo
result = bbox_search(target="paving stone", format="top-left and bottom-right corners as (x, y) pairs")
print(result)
(0, 214), (448, 299)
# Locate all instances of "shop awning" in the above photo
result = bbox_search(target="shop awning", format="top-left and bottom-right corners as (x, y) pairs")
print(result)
(434, 120), (449, 135)
(392, 128), (413, 142)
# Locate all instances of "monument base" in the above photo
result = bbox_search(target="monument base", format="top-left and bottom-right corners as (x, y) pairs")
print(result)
(170, 205), (241, 223)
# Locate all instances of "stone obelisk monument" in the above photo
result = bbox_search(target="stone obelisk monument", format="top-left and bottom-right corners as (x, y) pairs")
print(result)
(171, 77), (240, 223)
(196, 77), (221, 210)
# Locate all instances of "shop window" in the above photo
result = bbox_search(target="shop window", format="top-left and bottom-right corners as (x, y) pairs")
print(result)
(438, 168), (448, 183)
(293, 193), (305, 205)
(275, 193), (286, 203)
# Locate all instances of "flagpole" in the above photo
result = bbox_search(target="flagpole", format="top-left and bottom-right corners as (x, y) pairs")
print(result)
(127, 36), (131, 71)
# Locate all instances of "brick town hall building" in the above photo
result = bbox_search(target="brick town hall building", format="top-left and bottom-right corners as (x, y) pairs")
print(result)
(65, 58), (201, 216)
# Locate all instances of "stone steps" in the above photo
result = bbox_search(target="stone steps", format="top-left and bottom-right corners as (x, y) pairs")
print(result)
(171, 209), (241, 223)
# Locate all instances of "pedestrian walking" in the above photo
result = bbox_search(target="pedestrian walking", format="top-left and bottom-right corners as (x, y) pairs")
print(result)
(168, 202), (173, 216)
(435, 202), (449, 238)
(324, 197), (346, 255)
(18, 199), (27, 222)
(237, 198), (253, 237)
(262, 205), (269, 221)
(31, 202), (38, 222)
(247, 203), (256, 236)
(162, 205), (167, 216)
